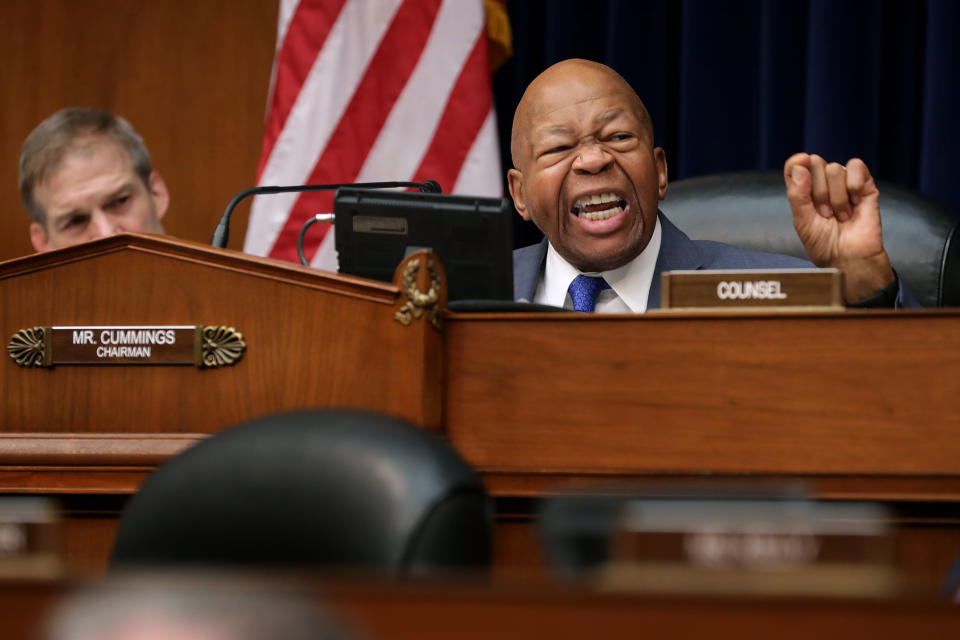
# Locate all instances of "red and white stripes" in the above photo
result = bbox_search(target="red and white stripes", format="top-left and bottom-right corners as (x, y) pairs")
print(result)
(244, 0), (503, 269)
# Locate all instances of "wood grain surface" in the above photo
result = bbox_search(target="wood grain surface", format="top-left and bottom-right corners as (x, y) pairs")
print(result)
(5, 577), (960, 640)
(443, 309), (960, 475)
(0, 234), (444, 433)
(0, 1), (277, 261)
(4, 241), (960, 585)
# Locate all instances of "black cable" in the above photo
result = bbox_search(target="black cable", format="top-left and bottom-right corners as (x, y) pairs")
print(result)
(296, 214), (334, 267)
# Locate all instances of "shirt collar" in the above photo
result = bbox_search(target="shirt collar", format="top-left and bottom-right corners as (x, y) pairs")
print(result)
(536, 217), (662, 312)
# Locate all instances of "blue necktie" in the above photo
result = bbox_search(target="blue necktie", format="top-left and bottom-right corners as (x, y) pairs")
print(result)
(567, 275), (611, 312)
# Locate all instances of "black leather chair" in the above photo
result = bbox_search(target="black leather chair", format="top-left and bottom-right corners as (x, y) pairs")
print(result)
(659, 170), (960, 307)
(110, 409), (492, 575)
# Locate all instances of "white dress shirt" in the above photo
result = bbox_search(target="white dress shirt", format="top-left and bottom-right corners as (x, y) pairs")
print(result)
(532, 217), (663, 313)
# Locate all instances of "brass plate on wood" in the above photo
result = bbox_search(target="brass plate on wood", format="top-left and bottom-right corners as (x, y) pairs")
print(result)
(660, 268), (843, 311)
(6, 325), (245, 368)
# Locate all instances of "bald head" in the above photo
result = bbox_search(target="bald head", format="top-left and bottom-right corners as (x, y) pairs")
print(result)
(505, 58), (668, 273)
(511, 59), (654, 170)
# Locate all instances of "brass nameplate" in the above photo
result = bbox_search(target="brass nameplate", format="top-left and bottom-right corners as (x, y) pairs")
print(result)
(7, 325), (245, 368)
(353, 215), (408, 235)
(660, 268), (842, 311)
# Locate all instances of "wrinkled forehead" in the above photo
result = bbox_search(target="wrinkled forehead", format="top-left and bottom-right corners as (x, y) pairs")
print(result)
(512, 64), (651, 160)
(64, 135), (131, 164)
(36, 139), (140, 203)
(40, 136), (132, 184)
(528, 94), (642, 138)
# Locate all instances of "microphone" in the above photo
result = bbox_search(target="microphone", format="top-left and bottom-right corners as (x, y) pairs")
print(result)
(211, 180), (443, 249)
(418, 179), (441, 193)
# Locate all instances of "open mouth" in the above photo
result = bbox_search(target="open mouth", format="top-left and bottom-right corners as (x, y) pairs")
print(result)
(571, 192), (627, 221)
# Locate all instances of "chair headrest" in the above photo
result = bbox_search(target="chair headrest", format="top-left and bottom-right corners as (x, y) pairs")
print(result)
(110, 409), (492, 574)
(660, 170), (960, 307)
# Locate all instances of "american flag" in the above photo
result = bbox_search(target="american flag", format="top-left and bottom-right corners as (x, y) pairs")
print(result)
(243, 0), (507, 269)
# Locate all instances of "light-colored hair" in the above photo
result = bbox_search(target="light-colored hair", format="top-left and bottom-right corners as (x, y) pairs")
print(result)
(19, 107), (152, 225)
(44, 573), (356, 640)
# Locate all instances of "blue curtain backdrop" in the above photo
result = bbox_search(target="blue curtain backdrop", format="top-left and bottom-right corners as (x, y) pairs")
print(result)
(492, 0), (960, 247)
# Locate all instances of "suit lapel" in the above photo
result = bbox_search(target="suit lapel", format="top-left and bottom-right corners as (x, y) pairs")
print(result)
(512, 238), (548, 302)
(512, 213), (702, 311)
(648, 212), (704, 310)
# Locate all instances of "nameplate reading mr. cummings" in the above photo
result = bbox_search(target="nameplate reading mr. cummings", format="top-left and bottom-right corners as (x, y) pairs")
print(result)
(6, 326), (246, 368)
(659, 269), (843, 311)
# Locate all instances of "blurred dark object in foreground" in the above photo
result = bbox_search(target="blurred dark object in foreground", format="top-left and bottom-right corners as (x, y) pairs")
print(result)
(110, 409), (492, 576)
(0, 497), (62, 580)
(539, 486), (899, 597)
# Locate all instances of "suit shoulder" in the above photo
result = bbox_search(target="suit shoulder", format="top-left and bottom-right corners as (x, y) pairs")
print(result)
(693, 239), (813, 269)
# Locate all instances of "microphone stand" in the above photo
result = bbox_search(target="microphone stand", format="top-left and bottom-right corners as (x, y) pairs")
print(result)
(211, 180), (441, 249)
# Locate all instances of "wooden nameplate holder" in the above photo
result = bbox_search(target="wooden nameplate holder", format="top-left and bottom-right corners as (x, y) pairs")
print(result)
(659, 268), (843, 311)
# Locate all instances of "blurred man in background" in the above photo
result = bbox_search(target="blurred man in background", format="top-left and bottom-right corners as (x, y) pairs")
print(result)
(19, 107), (168, 252)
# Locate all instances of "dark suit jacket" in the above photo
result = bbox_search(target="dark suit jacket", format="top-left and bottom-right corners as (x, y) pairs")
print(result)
(513, 212), (918, 310)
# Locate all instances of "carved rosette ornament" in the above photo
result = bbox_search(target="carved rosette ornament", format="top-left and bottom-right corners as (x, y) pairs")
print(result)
(7, 327), (47, 367)
(199, 326), (247, 368)
(395, 257), (442, 330)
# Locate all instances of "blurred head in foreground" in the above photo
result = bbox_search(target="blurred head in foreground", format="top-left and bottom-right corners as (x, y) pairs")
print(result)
(45, 573), (355, 640)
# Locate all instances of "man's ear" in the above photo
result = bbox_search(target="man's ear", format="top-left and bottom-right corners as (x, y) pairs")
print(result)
(507, 168), (530, 221)
(29, 221), (52, 252)
(149, 171), (170, 221)
(655, 147), (668, 200)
